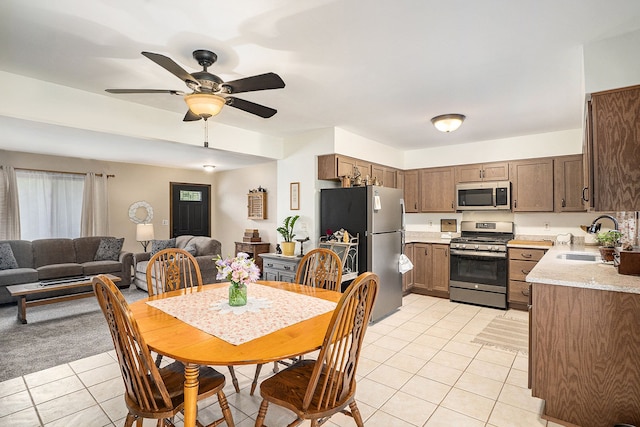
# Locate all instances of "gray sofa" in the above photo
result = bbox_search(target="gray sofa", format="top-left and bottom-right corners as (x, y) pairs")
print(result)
(0, 237), (133, 304)
(133, 235), (222, 291)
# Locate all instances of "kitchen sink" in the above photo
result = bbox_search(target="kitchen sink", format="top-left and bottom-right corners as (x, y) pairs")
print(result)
(556, 252), (601, 262)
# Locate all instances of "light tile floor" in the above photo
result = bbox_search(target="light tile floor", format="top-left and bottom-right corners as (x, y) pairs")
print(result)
(0, 293), (566, 427)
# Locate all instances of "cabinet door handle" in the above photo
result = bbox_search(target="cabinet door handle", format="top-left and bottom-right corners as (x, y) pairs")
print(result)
(522, 289), (530, 297)
(582, 187), (589, 202)
(266, 263), (273, 267)
(521, 269), (530, 275)
(414, 202), (417, 210)
(521, 253), (532, 258)
(514, 200), (517, 208)
(561, 198), (566, 208)
(284, 266), (291, 270)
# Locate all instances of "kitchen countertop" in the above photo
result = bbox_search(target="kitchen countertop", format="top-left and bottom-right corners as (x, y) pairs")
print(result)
(404, 231), (456, 245)
(527, 244), (640, 294)
(507, 239), (554, 249)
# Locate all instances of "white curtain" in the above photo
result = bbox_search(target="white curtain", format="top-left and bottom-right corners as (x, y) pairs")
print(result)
(0, 166), (21, 240)
(81, 172), (109, 236)
(16, 170), (84, 240)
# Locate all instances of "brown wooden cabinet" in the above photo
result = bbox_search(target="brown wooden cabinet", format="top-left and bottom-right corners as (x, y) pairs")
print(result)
(402, 243), (414, 292)
(419, 167), (455, 212)
(411, 243), (449, 297)
(510, 158), (554, 212)
(403, 170), (420, 212)
(507, 247), (546, 310)
(531, 283), (640, 427)
(584, 84), (640, 211)
(553, 154), (585, 212)
(318, 154), (397, 187)
(247, 192), (267, 219)
(454, 161), (509, 183)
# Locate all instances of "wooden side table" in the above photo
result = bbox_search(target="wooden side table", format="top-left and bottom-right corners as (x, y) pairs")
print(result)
(235, 242), (271, 275)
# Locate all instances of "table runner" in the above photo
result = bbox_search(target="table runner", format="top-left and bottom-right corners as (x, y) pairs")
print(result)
(146, 284), (337, 345)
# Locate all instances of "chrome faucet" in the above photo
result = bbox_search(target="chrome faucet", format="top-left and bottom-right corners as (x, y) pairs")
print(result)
(585, 214), (619, 234)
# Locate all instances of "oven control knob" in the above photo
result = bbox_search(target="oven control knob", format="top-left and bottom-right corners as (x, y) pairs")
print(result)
(491, 246), (497, 251)
(474, 284), (479, 289)
(474, 244), (479, 249)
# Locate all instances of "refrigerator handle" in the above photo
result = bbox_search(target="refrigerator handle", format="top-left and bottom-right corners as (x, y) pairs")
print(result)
(400, 198), (406, 253)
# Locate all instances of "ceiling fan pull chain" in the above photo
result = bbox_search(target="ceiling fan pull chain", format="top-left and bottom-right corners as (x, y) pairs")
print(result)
(204, 118), (209, 148)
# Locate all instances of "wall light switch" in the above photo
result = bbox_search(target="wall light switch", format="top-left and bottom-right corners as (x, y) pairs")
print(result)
(162, 219), (169, 226)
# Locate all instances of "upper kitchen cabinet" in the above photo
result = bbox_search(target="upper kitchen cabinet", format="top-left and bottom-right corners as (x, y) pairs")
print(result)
(554, 154), (585, 212)
(454, 161), (509, 183)
(371, 163), (398, 188)
(584, 84), (640, 211)
(510, 158), (554, 212)
(318, 154), (370, 181)
(419, 167), (455, 212)
(403, 170), (420, 212)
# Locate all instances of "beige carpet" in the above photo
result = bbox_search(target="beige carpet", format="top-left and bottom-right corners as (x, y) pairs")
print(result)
(472, 315), (529, 354)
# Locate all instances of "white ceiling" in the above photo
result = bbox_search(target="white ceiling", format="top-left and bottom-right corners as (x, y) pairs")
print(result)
(1, 0), (640, 170)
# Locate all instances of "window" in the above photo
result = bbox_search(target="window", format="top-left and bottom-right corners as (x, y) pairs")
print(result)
(16, 170), (84, 240)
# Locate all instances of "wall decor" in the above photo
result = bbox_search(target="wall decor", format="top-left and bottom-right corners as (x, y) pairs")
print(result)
(128, 200), (154, 224)
(290, 182), (300, 210)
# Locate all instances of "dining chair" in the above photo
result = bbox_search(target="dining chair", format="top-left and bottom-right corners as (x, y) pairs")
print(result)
(146, 248), (241, 393)
(249, 247), (345, 396)
(254, 271), (379, 427)
(295, 247), (343, 291)
(92, 274), (235, 427)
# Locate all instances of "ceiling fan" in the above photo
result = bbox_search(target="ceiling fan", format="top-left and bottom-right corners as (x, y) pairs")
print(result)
(105, 49), (285, 122)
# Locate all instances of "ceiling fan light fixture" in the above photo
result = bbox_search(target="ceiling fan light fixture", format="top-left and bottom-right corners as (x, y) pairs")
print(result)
(184, 93), (226, 119)
(431, 114), (466, 133)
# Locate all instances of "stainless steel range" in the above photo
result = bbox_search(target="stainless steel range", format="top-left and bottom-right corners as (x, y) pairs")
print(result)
(449, 221), (514, 309)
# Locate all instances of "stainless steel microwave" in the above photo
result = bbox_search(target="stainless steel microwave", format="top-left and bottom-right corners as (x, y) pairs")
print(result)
(456, 181), (511, 211)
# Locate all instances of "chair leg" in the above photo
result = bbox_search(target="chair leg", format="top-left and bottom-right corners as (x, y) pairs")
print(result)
(227, 365), (240, 393)
(272, 361), (279, 373)
(250, 364), (263, 396)
(155, 353), (163, 368)
(124, 413), (136, 427)
(349, 401), (365, 427)
(255, 400), (269, 427)
(216, 391), (235, 427)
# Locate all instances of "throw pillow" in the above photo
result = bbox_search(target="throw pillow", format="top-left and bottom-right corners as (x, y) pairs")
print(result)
(184, 242), (198, 256)
(150, 238), (176, 255)
(94, 237), (125, 261)
(0, 243), (19, 270)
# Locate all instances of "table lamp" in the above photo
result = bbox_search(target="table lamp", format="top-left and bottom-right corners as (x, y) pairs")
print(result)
(136, 223), (155, 252)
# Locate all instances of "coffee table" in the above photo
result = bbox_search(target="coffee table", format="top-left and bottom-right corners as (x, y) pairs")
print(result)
(7, 274), (121, 324)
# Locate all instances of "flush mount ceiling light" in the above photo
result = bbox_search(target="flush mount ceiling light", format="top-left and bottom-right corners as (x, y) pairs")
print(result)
(431, 114), (466, 133)
(203, 165), (216, 172)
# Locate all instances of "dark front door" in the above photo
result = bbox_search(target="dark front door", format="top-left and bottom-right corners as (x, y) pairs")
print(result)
(170, 183), (211, 237)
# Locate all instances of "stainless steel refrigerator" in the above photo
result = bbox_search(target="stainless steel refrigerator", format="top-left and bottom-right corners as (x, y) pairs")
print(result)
(320, 186), (404, 322)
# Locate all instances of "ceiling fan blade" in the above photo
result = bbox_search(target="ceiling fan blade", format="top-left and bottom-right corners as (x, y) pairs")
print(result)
(141, 51), (200, 88)
(183, 110), (202, 122)
(226, 97), (277, 118)
(222, 72), (285, 94)
(105, 89), (184, 95)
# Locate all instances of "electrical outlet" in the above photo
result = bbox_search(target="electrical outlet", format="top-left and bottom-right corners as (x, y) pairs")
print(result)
(544, 222), (550, 230)
(428, 221), (433, 227)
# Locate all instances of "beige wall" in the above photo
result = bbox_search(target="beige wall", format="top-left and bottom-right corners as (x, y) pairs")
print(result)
(1, 149), (217, 253)
(213, 162), (278, 256)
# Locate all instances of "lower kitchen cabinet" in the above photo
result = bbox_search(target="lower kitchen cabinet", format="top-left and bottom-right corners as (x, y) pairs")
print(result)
(259, 253), (301, 283)
(531, 283), (640, 426)
(402, 244), (414, 293)
(507, 247), (546, 310)
(410, 242), (450, 298)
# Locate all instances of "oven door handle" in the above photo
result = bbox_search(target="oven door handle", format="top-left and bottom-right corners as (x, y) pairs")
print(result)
(450, 249), (507, 259)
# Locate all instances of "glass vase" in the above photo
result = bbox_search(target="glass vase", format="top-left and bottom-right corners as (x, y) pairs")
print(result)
(228, 282), (248, 307)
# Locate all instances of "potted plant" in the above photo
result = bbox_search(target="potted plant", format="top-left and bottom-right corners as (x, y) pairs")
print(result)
(277, 215), (299, 256)
(596, 230), (623, 262)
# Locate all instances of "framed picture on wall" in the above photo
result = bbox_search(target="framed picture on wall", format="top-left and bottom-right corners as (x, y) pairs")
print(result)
(290, 182), (300, 210)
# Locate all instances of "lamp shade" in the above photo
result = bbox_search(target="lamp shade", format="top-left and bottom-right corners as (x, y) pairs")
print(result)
(184, 93), (226, 118)
(431, 114), (466, 132)
(136, 223), (155, 242)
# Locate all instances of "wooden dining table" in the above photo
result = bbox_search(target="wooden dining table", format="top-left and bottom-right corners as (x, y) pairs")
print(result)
(128, 280), (342, 427)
